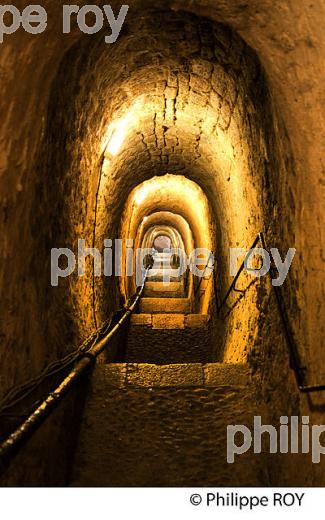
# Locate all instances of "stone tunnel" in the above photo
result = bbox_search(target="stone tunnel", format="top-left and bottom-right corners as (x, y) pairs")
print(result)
(0, 0), (324, 487)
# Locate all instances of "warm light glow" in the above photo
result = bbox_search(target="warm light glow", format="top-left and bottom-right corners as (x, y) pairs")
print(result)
(125, 175), (213, 255)
(104, 97), (144, 157)
(134, 186), (149, 206)
(106, 118), (129, 156)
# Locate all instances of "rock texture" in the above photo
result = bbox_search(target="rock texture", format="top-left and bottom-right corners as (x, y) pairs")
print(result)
(0, 1), (324, 486)
(71, 363), (265, 486)
(125, 313), (212, 363)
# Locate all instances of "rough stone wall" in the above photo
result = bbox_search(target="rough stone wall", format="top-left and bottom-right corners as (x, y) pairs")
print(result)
(0, 1), (323, 485)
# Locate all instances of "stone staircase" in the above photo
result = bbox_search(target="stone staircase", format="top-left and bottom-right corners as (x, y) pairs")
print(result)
(139, 297), (191, 314)
(125, 313), (212, 363)
(70, 265), (266, 486)
(143, 280), (185, 298)
(132, 262), (204, 364)
(70, 363), (266, 486)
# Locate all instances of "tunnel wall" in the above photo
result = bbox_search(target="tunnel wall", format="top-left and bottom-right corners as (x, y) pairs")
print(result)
(0, 1), (324, 485)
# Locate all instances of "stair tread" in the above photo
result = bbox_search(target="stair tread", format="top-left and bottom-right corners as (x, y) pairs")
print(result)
(139, 297), (191, 314)
(85, 362), (251, 387)
(143, 281), (185, 298)
(70, 363), (263, 487)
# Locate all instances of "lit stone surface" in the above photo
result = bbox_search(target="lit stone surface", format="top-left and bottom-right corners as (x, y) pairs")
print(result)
(139, 298), (191, 314)
(71, 363), (261, 486)
(152, 314), (185, 330)
(70, 364), (309, 487)
(125, 313), (213, 363)
(0, 1), (323, 487)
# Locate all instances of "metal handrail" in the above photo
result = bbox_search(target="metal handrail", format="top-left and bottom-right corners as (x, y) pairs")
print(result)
(0, 269), (150, 475)
(217, 231), (325, 394)
(217, 235), (260, 313)
(193, 251), (214, 297)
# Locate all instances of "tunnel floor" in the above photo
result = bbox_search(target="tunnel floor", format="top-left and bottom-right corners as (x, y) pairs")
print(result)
(69, 363), (263, 487)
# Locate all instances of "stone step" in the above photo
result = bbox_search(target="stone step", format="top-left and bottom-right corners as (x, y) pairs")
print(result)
(154, 252), (173, 258)
(152, 258), (173, 268)
(70, 363), (265, 487)
(147, 269), (183, 281)
(126, 314), (211, 363)
(139, 297), (191, 314)
(143, 281), (185, 298)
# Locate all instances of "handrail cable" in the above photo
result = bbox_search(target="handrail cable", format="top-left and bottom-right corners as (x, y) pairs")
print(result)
(217, 231), (325, 394)
(0, 269), (150, 475)
(193, 250), (214, 297)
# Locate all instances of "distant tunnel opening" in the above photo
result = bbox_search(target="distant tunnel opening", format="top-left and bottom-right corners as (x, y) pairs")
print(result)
(153, 235), (171, 252)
